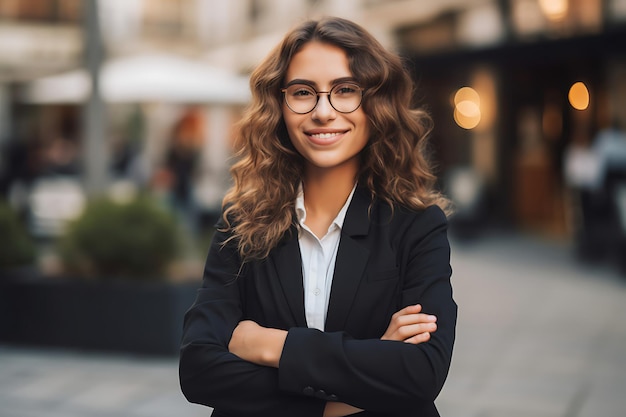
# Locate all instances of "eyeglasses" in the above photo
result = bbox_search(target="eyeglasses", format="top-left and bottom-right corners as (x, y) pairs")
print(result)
(281, 82), (364, 114)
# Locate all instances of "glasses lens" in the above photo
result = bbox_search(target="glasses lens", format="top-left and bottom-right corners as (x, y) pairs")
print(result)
(330, 83), (362, 113)
(284, 83), (363, 114)
(284, 84), (318, 114)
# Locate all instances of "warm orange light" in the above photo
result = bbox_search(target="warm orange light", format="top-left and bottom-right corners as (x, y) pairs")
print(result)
(454, 107), (481, 130)
(568, 82), (589, 111)
(454, 87), (480, 107)
(454, 87), (481, 129)
(538, 0), (569, 21)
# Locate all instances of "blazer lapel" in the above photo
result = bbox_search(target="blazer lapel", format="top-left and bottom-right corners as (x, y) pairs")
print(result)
(272, 227), (308, 327)
(325, 187), (372, 332)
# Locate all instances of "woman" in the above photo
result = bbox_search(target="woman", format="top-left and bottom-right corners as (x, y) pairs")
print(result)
(180, 16), (456, 417)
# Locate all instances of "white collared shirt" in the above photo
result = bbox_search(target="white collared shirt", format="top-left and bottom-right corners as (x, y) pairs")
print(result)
(295, 184), (357, 331)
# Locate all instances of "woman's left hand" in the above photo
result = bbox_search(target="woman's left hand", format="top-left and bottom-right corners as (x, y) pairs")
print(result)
(381, 304), (437, 344)
(228, 320), (287, 367)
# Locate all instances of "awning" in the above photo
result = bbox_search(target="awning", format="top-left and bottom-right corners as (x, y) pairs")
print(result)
(21, 53), (251, 105)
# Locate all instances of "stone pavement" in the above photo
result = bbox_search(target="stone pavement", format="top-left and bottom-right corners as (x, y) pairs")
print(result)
(1, 233), (625, 417)
(0, 348), (207, 417)
(439, 233), (626, 417)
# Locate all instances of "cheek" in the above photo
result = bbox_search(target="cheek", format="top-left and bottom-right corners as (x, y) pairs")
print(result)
(281, 117), (302, 153)
(284, 124), (298, 146)
(281, 110), (298, 136)
(355, 115), (371, 143)
(284, 121), (308, 151)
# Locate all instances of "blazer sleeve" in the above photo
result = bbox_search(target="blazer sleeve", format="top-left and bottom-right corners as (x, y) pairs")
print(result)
(179, 228), (326, 417)
(278, 205), (457, 414)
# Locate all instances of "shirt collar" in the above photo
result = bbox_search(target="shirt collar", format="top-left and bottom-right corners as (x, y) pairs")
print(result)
(295, 184), (307, 223)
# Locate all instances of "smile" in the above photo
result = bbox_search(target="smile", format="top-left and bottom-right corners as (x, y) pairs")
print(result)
(306, 130), (347, 146)
(310, 132), (342, 139)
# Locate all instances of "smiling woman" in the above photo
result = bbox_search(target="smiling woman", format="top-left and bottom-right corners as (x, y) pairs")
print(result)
(281, 41), (370, 185)
(179, 16), (456, 417)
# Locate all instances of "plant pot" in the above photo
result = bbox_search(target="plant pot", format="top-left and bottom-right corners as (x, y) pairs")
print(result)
(0, 274), (198, 356)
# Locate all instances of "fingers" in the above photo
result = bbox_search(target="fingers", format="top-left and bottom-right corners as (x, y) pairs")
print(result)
(386, 320), (437, 342)
(391, 303), (423, 319)
(404, 331), (432, 345)
(382, 304), (438, 343)
(393, 312), (437, 328)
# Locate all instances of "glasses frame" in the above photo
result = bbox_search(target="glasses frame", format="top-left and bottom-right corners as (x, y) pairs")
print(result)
(281, 83), (365, 114)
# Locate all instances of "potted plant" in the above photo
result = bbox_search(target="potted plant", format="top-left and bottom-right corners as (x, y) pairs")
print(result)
(0, 196), (200, 356)
(0, 199), (36, 273)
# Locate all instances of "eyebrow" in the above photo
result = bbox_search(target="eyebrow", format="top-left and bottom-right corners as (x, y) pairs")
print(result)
(283, 77), (359, 88)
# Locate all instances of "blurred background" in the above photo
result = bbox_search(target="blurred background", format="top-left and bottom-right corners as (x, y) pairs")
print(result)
(0, 1), (625, 417)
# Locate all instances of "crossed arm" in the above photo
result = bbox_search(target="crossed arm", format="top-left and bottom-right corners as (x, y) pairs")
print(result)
(229, 304), (438, 417)
(180, 206), (455, 416)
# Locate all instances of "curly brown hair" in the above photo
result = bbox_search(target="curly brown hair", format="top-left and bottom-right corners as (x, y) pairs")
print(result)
(222, 16), (450, 261)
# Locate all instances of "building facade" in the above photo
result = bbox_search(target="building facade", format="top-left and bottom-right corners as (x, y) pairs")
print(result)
(1, 0), (626, 239)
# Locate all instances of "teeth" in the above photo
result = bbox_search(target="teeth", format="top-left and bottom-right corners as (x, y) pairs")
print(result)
(310, 132), (341, 139)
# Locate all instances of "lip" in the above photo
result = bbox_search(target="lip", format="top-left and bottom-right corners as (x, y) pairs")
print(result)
(305, 129), (348, 146)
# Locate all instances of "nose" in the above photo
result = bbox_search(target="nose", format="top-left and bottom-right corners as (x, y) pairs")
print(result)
(311, 92), (336, 122)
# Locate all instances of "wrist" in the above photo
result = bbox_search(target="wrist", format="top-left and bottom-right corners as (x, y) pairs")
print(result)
(258, 327), (287, 367)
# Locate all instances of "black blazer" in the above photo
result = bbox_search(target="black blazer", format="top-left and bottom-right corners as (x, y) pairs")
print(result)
(179, 186), (457, 417)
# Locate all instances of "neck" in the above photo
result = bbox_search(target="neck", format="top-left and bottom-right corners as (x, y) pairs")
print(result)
(301, 163), (357, 237)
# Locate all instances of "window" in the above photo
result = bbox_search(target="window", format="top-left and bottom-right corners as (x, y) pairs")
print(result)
(142, 0), (187, 37)
(0, 0), (81, 23)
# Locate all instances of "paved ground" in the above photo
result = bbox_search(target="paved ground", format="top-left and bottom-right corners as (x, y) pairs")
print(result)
(1, 232), (625, 417)
(439, 234), (626, 417)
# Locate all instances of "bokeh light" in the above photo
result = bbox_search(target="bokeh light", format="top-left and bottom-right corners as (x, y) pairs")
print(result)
(454, 86), (481, 129)
(568, 81), (590, 110)
(538, 0), (569, 21)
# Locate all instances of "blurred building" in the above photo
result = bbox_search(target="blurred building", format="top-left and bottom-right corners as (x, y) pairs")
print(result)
(1, 0), (626, 245)
(393, 0), (626, 243)
(0, 0), (251, 233)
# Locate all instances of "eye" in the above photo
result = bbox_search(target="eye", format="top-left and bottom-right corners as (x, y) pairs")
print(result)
(293, 89), (312, 97)
(333, 83), (361, 96)
(288, 85), (315, 98)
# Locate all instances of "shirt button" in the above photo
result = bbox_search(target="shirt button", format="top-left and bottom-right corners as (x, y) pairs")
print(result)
(314, 288), (321, 296)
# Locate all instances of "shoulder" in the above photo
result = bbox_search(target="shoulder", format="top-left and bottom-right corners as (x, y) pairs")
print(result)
(357, 200), (448, 249)
(347, 186), (447, 231)
(376, 201), (448, 231)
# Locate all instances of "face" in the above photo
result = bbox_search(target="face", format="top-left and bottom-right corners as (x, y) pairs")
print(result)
(282, 41), (369, 177)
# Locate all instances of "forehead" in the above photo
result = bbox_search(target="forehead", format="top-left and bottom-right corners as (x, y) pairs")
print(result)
(285, 41), (352, 85)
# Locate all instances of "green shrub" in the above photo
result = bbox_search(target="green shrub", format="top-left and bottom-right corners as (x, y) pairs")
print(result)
(59, 197), (180, 280)
(0, 200), (36, 267)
